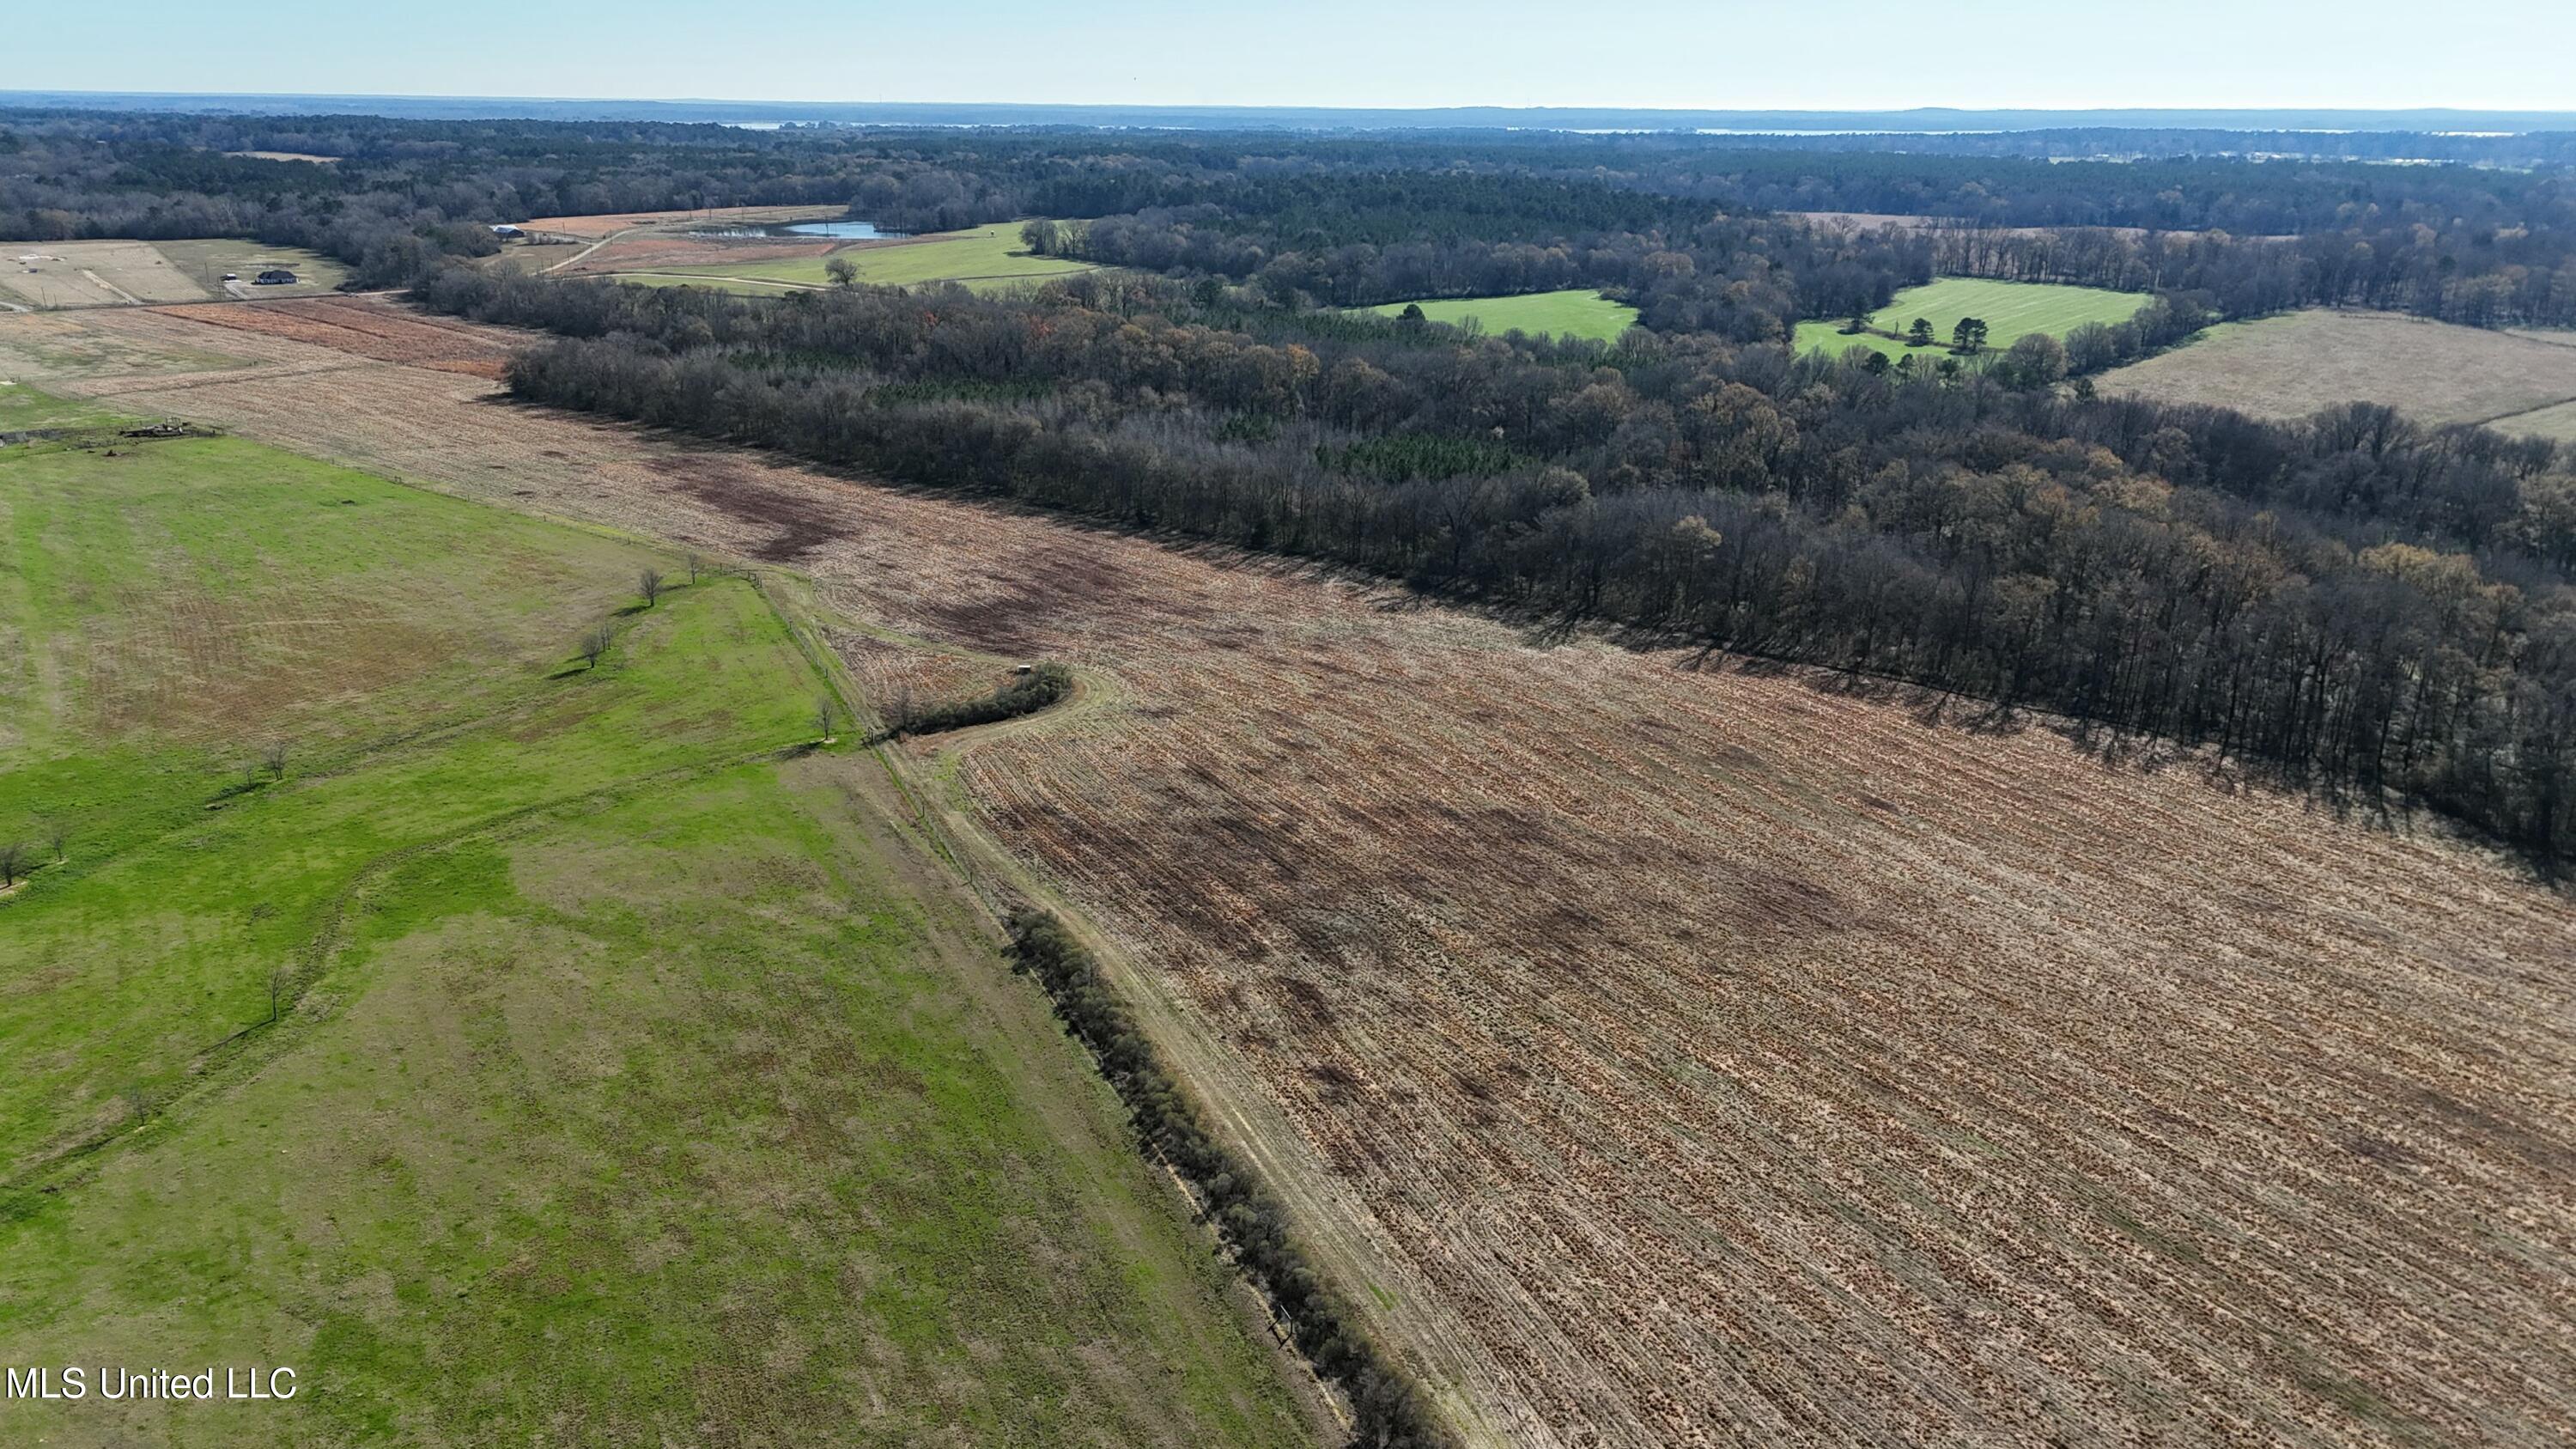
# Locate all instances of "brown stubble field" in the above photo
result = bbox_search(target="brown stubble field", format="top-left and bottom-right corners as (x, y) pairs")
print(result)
(2100, 307), (2576, 439)
(15, 298), (2576, 1448)
(513, 203), (847, 239)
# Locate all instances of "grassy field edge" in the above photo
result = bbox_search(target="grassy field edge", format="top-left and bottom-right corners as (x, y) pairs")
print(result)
(0, 405), (1328, 1446)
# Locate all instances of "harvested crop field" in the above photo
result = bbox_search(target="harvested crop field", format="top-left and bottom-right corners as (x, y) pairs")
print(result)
(513, 203), (845, 240)
(152, 298), (517, 378)
(0, 308), (249, 381)
(16, 297), (2576, 1448)
(2099, 307), (2576, 438)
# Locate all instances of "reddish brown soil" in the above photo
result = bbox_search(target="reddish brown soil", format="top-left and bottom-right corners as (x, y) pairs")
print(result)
(154, 300), (514, 378)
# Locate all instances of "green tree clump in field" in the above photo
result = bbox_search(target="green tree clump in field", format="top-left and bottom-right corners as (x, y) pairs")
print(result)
(890, 663), (1072, 737)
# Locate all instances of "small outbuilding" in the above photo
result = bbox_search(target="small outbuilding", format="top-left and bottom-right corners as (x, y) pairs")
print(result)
(490, 224), (525, 240)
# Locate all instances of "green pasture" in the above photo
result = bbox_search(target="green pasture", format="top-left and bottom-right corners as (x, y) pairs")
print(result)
(1795, 277), (2150, 360)
(636, 222), (1098, 293)
(0, 380), (120, 429)
(0, 399), (1309, 1446)
(1365, 289), (1640, 343)
(153, 237), (352, 297)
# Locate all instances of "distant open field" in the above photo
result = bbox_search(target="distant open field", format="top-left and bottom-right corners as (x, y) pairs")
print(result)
(152, 237), (349, 297)
(557, 232), (835, 275)
(2100, 307), (2576, 440)
(1793, 211), (2160, 240)
(2490, 399), (2576, 442)
(628, 221), (1099, 294)
(1793, 213), (2287, 242)
(609, 271), (838, 296)
(2, 240), (208, 307)
(1796, 276), (2151, 359)
(1364, 289), (1637, 342)
(513, 203), (846, 240)
(21, 297), (2576, 1446)
(0, 392), (1316, 1446)
(0, 237), (343, 309)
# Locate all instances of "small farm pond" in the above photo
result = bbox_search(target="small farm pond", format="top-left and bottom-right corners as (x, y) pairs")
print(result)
(690, 219), (906, 240)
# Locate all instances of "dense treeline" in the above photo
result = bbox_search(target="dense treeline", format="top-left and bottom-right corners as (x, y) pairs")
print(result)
(18, 107), (2576, 856)
(1067, 163), (2576, 330)
(1917, 221), (2576, 329)
(1006, 910), (1451, 1449)
(14, 108), (2576, 326)
(417, 264), (2576, 868)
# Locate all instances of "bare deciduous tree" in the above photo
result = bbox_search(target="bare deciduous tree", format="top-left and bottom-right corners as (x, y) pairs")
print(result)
(890, 683), (913, 740)
(0, 841), (25, 889)
(269, 962), (289, 1023)
(685, 551), (703, 586)
(639, 568), (665, 608)
(264, 740), (289, 779)
(580, 622), (615, 669)
(815, 695), (837, 743)
(48, 827), (66, 863)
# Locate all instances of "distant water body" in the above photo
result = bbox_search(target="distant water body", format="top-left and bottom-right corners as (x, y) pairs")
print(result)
(690, 220), (905, 240)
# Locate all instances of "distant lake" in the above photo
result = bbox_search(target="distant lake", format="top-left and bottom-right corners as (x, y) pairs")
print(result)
(690, 219), (905, 240)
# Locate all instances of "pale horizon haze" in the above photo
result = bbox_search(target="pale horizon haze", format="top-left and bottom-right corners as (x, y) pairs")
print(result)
(11, 0), (2576, 113)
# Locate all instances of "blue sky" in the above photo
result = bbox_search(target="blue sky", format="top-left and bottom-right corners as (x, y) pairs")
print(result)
(15, 0), (2575, 110)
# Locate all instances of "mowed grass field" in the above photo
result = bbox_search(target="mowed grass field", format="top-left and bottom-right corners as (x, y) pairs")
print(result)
(154, 238), (349, 298)
(631, 222), (1098, 294)
(0, 238), (344, 309)
(0, 401), (1313, 1446)
(1795, 276), (2150, 359)
(2100, 307), (2576, 441)
(1364, 289), (1638, 342)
